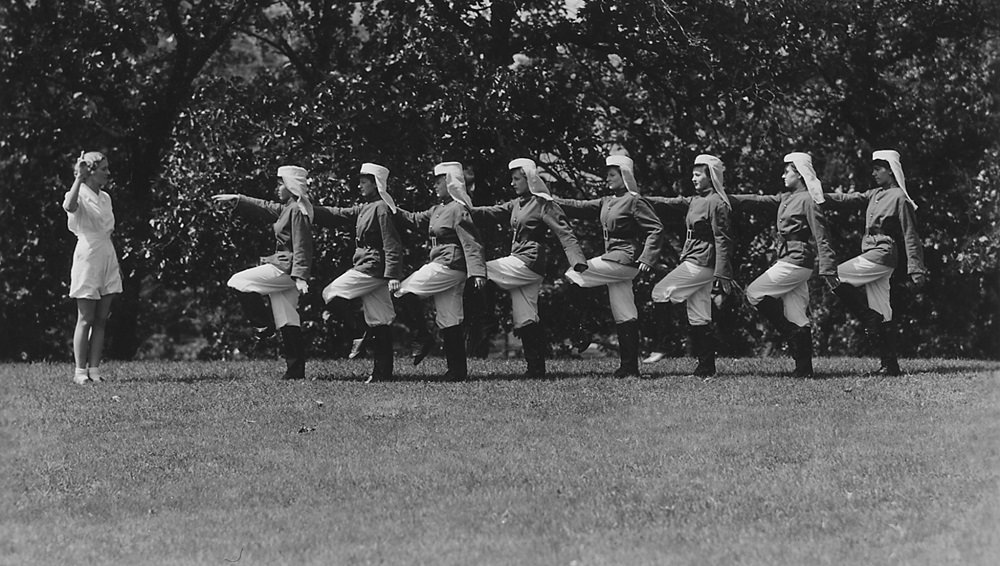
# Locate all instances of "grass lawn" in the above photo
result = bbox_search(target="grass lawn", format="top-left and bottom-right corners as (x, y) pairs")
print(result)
(2, 356), (999, 565)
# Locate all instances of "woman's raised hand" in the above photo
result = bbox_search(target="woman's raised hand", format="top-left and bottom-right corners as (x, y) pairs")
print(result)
(75, 152), (90, 180)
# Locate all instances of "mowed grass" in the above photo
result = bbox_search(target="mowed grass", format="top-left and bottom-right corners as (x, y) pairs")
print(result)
(2, 356), (999, 566)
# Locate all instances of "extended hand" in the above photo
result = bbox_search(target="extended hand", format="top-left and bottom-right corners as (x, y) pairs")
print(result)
(295, 278), (309, 295)
(75, 151), (89, 180)
(388, 279), (401, 294)
(211, 194), (239, 203)
(471, 276), (486, 290)
(638, 262), (652, 274)
(910, 272), (927, 289)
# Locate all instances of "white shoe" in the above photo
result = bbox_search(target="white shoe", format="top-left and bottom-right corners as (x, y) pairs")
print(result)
(73, 369), (89, 385)
(642, 352), (666, 364)
(88, 368), (103, 383)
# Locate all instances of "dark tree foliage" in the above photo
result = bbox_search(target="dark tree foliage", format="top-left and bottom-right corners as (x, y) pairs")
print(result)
(2, 0), (998, 361)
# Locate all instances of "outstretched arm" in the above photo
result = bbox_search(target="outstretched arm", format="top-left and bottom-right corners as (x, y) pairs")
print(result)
(470, 201), (513, 226)
(553, 197), (603, 220)
(645, 195), (690, 220)
(727, 193), (781, 215)
(211, 194), (282, 222)
(312, 205), (360, 229)
(822, 190), (868, 212)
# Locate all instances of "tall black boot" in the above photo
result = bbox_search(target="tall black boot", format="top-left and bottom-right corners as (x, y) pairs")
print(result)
(833, 283), (883, 337)
(280, 325), (305, 380)
(367, 325), (394, 383)
(613, 321), (641, 378)
(399, 293), (436, 365)
(517, 322), (546, 379)
(869, 321), (902, 376)
(237, 291), (274, 337)
(690, 324), (716, 377)
(441, 324), (467, 381)
(791, 325), (814, 378)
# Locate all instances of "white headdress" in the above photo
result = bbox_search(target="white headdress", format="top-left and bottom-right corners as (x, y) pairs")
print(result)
(605, 154), (639, 196)
(277, 165), (314, 220)
(872, 149), (916, 209)
(693, 154), (731, 208)
(783, 152), (825, 204)
(434, 161), (472, 208)
(508, 158), (553, 201)
(360, 162), (397, 213)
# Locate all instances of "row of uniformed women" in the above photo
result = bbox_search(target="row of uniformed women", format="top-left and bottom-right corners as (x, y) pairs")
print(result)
(63, 149), (924, 383)
(639, 149), (925, 378)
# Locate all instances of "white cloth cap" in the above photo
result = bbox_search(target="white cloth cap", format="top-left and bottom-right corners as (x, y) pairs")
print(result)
(508, 158), (553, 201)
(434, 161), (472, 208)
(605, 154), (639, 195)
(872, 149), (916, 209)
(783, 152), (825, 204)
(276, 165), (314, 220)
(360, 162), (397, 213)
(693, 154), (731, 208)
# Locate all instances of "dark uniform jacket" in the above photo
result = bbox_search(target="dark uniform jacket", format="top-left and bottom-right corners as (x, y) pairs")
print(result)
(647, 193), (734, 280)
(729, 187), (837, 276)
(472, 195), (588, 275)
(398, 200), (486, 278)
(313, 199), (405, 280)
(823, 187), (926, 275)
(235, 196), (313, 280)
(555, 192), (664, 267)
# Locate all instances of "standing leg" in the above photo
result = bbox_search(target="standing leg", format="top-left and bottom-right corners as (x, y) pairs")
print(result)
(85, 294), (116, 383)
(685, 280), (714, 376)
(689, 323), (716, 377)
(361, 282), (396, 382)
(870, 321), (902, 376)
(72, 299), (97, 384)
(441, 324), (467, 381)
(613, 320), (641, 378)
(367, 325), (394, 382)
(434, 281), (467, 381)
(271, 287), (305, 380)
(509, 277), (545, 378)
(279, 325), (305, 380)
(608, 279), (641, 378)
(516, 322), (547, 379)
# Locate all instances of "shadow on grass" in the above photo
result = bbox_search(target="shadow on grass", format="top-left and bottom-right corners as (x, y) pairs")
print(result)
(116, 373), (248, 384)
